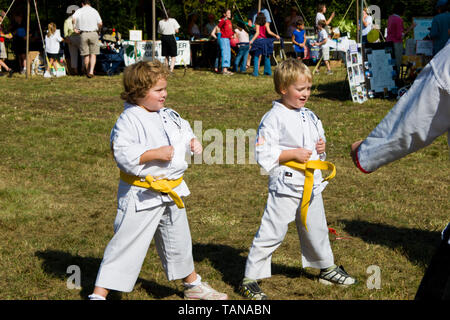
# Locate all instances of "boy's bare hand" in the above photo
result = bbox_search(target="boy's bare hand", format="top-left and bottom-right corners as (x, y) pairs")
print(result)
(316, 138), (326, 154)
(294, 148), (312, 163)
(156, 145), (174, 161)
(190, 138), (203, 154)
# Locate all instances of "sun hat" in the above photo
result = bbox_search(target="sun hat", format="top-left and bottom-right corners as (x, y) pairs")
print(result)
(66, 5), (80, 14)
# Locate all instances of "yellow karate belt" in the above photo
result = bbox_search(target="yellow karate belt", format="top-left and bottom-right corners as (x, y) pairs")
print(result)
(281, 160), (336, 231)
(120, 171), (185, 209)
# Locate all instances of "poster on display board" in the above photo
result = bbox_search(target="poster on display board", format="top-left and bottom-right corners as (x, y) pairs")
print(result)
(363, 42), (397, 98)
(122, 40), (191, 66)
(413, 17), (433, 41)
(345, 43), (368, 104)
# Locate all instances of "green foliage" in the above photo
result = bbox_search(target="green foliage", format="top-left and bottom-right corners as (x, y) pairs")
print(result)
(338, 19), (357, 39)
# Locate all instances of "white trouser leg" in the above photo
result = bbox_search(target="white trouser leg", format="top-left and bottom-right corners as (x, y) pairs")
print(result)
(94, 196), (194, 292)
(295, 192), (334, 269)
(244, 192), (298, 280)
(154, 203), (195, 280)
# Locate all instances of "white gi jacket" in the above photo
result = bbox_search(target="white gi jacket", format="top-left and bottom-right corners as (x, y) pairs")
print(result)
(356, 41), (450, 244)
(255, 100), (328, 198)
(110, 103), (195, 211)
(357, 41), (450, 173)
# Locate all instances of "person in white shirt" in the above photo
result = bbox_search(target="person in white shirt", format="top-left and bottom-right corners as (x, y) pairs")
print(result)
(72, 0), (102, 78)
(239, 59), (356, 300)
(44, 23), (63, 78)
(361, 7), (373, 43)
(88, 61), (228, 301)
(158, 10), (180, 73)
(233, 24), (250, 72)
(351, 41), (450, 300)
(315, 3), (335, 31)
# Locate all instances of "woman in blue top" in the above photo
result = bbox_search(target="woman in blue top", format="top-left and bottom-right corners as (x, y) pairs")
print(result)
(292, 18), (306, 60)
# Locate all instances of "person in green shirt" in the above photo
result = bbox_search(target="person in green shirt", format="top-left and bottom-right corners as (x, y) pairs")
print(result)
(64, 5), (81, 75)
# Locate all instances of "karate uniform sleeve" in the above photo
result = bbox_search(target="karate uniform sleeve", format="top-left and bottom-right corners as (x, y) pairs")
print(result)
(181, 118), (196, 153)
(356, 55), (450, 173)
(255, 113), (282, 173)
(110, 113), (147, 176)
(316, 117), (327, 161)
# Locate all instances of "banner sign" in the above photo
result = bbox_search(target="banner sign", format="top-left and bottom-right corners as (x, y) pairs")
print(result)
(123, 40), (191, 66)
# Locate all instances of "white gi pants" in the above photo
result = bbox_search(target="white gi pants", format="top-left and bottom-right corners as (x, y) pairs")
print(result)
(95, 194), (195, 292)
(245, 191), (334, 280)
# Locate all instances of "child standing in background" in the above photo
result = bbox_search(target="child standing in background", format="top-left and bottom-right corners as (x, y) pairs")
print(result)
(233, 23), (250, 73)
(292, 18), (306, 60)
(312, 20), (332, 75)
(44, 22), (63, 78)
(0, 14), (13, 77)
(210, 25), (222, 73)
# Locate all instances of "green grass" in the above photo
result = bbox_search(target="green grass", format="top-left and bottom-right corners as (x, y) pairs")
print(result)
(0, 66), (448, 300)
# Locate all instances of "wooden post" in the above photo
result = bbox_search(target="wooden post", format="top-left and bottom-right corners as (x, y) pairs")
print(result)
(152, 0), (156, 60)
(26, 0), (30, 78)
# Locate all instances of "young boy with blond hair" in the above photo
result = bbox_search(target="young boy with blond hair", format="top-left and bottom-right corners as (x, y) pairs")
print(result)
(89, 61), (227, 300)
(239, 58), (356, 300)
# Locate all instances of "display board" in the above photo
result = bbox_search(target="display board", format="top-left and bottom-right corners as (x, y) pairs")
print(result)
(345, 43), (368, 104)
(363, 42), (397, 97)
(413, 17), (433, 41)
(122, 40), (191, 66)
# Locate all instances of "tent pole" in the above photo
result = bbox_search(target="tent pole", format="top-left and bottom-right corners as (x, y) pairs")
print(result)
(152, 0), (155, 59)
(360, 0), (364, 44)
(356, 0), (359, 43)
(26, 0), (30, 78)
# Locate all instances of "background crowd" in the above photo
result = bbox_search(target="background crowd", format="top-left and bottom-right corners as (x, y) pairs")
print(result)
(0, 0), (448, 78)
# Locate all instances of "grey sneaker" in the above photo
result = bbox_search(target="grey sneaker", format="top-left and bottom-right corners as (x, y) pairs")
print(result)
(239, 279), (268, 300)
(319, 265), (356, 286)
(184, 282), (228, 300)
(326, 70), (333, 75)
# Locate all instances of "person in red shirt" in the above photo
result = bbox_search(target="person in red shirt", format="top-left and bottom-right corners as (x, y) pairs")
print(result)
(217, 8), (234, 75)
(386, 4), (415, 75)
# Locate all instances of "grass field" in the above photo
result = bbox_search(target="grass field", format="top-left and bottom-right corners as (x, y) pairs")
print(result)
(0, 65), (448, 300)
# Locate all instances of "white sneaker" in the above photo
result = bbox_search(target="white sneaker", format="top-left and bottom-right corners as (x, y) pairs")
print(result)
(184, 282), (228, 300)
(44, 71), (51, 78)
(88, 293), (106, 300)
(319, 265), (356, 286)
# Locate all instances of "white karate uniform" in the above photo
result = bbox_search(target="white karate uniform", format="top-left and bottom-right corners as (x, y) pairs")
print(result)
(356, 40), (450, 245)
(244, 101), (335, 280)
(94, 103), (196, 292)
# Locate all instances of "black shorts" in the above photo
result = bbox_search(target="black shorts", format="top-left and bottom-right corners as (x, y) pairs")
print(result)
(46, 53), (60, 60)
(161, 34), (178, 57)
(295, 51), (305, 59)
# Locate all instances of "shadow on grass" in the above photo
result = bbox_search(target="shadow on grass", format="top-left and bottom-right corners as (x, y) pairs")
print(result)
(312, 78), (350, 101)
(34, 250), (181, 300)
(340, 219), (441, 267)
(36, 243), (317, 299)
(192, 243), (316, 292)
